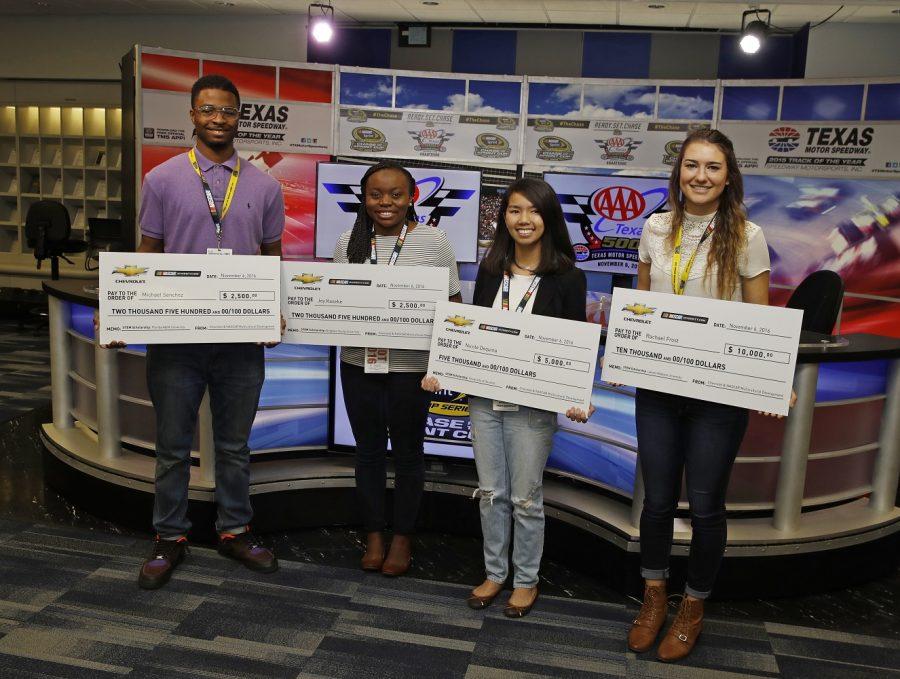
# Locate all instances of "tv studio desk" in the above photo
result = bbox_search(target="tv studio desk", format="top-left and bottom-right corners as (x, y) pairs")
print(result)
(40, 280), (900, 595)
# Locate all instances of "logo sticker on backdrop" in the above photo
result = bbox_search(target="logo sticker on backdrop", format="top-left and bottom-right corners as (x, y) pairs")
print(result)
(662, 139), (683, 166)
(349, 126), (388, 153)
(595, 130), (642, 163)
(346, 109), (368, 123)
(536, 135), (574, 161)
(408, 125), (454, 156)
(474, 133), (512, 159)
(769, 126), (802, 152)
(496, 117), (518, 131)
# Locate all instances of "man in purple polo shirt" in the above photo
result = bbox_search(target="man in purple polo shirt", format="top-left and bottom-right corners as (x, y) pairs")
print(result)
(135, 74), (284, 589)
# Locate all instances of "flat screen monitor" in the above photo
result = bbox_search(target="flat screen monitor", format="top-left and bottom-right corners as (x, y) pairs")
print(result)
(543, 172), (669, 275)
(314, 161), (481, 262)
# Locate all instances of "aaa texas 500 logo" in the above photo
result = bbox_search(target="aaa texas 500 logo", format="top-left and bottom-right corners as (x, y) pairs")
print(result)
(558, 185), (668, 265)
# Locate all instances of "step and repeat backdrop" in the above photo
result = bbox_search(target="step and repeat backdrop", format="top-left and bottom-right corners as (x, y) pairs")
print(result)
(130, 47), (900, 499)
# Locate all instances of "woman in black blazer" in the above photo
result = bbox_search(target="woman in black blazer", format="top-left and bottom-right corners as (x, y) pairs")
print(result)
(424, 177), (593, 618)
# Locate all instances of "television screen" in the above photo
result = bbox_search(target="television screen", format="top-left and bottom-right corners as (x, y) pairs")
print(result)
(544, 172), (669, 275)
(314, 161), (481, 262)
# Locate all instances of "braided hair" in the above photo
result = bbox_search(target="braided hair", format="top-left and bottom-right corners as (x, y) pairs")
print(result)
(345, 161), (418, 263)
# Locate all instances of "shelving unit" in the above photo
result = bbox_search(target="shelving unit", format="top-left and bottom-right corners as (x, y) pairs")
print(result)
(0, 104), (122, 265)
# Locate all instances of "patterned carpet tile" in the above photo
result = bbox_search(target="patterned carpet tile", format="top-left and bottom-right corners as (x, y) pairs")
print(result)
(0, 522), (897, 678)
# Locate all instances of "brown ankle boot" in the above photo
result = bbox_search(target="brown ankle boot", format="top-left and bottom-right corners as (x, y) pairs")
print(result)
(361, 532), (385, 571)
(627, 583), (667, 652)
(381, 534), (412, 577)
(657, 596), (704, 662)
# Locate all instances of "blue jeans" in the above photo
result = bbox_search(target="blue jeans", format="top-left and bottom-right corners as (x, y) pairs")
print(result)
(635, 388), (749, 599)
(469, 396), (558, 588)
(146, 343), (265, 539)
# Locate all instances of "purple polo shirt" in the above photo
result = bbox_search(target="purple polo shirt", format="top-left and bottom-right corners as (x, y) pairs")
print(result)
(139, 148), (284, 255)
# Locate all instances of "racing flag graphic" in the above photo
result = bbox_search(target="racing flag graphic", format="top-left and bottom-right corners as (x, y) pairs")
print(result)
(322, 175), (476, 225)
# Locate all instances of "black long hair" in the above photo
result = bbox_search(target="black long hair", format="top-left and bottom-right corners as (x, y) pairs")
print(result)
(346, 161), (418, 263)
(481, 177), (575, 276)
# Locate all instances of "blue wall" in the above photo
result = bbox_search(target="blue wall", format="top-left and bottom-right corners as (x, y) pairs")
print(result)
(308, 28), (391, 68)
(582, 32), (651, 78)
(452, 29), (517, 75)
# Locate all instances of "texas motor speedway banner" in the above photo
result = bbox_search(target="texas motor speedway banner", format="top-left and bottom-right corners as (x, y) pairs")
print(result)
(719, 122), (900, 178)
(139, 48), (333, 155)
(337, 108), (521, 164)
(142, 89), (332, 154)
(524, 119), (709, 171)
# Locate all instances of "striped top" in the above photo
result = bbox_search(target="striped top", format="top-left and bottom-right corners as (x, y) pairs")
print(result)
(333, 225), (461, 373)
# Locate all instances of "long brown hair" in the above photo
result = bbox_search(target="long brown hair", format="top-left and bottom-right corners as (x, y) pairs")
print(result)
(481, 177), (575, 276)
(667, 128), (746, 299)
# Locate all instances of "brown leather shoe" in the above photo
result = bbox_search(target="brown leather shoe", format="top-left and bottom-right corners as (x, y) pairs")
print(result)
(381, 534), (412, 577)
(361, 531), (385, 572)
(217, 531), (279, 573)
(503, 586), (539, 618)
(657, 596), (704, 662)
(138, 536), (188, 590)
(627, 583), (668, 652)
(467, 580), (504, 610)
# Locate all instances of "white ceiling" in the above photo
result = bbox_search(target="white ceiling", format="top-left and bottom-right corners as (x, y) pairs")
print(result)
(2, 0), (900, 30)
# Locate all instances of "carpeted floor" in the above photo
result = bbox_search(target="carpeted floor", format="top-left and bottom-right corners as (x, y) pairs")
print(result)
(0, 319), (51, 424)
(0, 317), (898, 677)
(0, 518), (897, 679)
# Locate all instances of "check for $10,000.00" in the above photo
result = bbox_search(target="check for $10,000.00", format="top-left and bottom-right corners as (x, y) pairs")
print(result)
(601, 288), (802, 416)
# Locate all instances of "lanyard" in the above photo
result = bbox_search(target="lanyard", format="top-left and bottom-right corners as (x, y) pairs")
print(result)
(370, 222), (409, 266)
(502, 271), (541, 312)
(189, 148), (240, 249)
(671, 214), (716, 295)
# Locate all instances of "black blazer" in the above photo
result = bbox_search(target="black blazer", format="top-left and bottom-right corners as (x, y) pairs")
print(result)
(472, 264), (587, 322)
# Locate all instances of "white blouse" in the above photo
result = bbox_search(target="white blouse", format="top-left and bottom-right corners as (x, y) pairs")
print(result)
(638, 211), (771, 301)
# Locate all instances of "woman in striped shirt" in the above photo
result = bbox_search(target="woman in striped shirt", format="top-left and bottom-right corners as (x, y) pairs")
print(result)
(333, 161), (461, 577)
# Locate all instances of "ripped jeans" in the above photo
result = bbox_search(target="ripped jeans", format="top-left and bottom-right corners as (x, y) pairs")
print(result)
(468, 396), (558, 588)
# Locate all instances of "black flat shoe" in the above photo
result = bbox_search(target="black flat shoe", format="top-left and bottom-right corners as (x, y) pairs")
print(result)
(503, 587), (539, 618)
(467, 590), (500, 610)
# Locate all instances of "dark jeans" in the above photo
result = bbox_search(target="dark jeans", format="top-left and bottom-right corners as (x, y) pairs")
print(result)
(340, 361), (430, 534)
(147, 343), (265, 539)
(635, 388), (749, 599)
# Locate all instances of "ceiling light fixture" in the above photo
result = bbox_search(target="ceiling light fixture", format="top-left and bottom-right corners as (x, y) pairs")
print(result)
(740, 9), (770, 55)
(308, 2), (335, 44)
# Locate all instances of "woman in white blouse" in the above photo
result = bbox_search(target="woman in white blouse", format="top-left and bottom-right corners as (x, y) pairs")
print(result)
(626, 129), (791, 662)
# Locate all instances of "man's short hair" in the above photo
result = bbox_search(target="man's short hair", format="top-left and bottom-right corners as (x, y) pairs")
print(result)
(191, 74), (241, 107)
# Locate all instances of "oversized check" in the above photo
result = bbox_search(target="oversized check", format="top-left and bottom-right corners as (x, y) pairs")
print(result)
(282, 262), (449, 349)
(99, 252), (280, 345)
(426, 301), (602, 413)
(602, 288), (802, 415)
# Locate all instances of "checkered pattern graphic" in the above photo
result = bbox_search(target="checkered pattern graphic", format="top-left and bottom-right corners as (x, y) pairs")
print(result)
(322, 183), (476, 221)
(557, 192), (602, 247)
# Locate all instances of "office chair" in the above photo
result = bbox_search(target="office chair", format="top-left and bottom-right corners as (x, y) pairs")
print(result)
(786, 270), (844, 335)
(24, 201), (88, 280)
(85, 217), (125, 271)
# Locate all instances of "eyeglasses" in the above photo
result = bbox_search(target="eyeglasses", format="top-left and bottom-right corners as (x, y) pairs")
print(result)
(194, 105), (240, 119)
